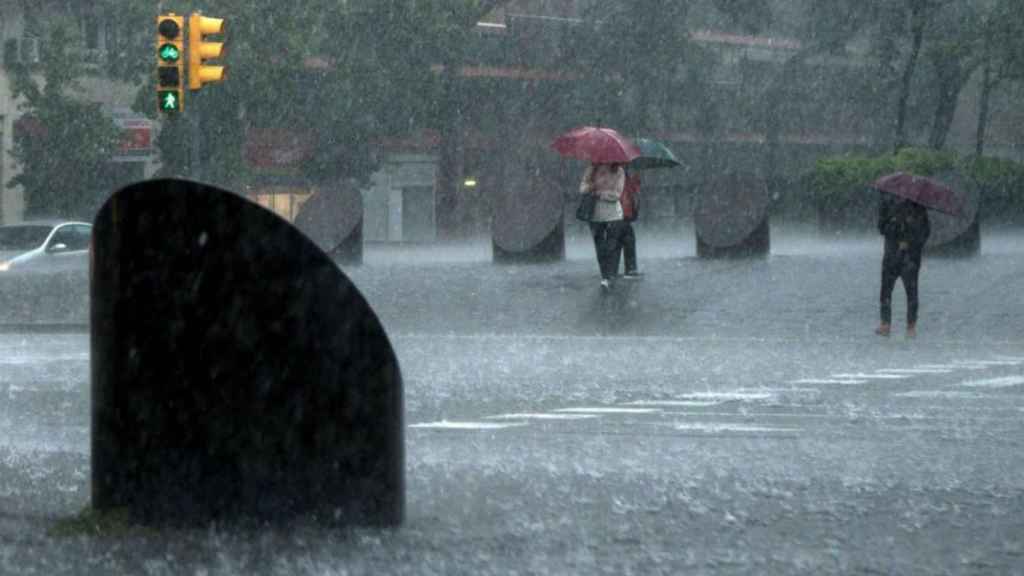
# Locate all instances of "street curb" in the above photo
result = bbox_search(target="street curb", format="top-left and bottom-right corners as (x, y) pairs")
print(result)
(0, 324), (89, 334)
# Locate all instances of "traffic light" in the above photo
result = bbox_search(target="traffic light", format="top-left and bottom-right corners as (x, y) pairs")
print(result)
(187, 14), (226, 91)
(156, 13), (184, 113)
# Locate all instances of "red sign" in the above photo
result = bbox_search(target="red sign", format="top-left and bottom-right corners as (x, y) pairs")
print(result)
(119, 121), (152, 152)
(114, 118), (153, 159)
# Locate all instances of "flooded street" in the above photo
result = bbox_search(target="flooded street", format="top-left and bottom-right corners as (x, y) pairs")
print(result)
(2, 232), (1023, 574)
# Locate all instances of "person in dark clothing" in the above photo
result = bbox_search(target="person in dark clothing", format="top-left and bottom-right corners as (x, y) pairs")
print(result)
(620, 170), (642, 279)
(876, 193), (931, 338)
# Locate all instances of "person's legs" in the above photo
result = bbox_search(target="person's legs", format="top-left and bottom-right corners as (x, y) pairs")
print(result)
(597, 222), (624, 282)
(591, 222), (614, 284)
(607, 222), (627, 279)
(590, 223), (606, 278)
(878, 256), (900, 335)
(622, 222), (638, 274)
(903, 252), (922, 336)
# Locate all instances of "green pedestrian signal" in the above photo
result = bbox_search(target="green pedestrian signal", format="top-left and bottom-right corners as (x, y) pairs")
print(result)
(159, 43), (180, 63)
(158, 90), (181, 112)
(157, 13), (185, 113)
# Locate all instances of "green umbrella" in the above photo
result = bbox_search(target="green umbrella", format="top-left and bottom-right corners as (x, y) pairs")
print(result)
(628, 138), (681, 170)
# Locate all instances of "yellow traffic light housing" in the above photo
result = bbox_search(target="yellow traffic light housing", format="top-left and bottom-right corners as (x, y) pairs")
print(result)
(187, 14), (226, 90)
(156, 13), (185, 112)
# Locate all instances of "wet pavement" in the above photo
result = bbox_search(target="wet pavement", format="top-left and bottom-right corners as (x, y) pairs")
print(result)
(1, 227), (1023, 574)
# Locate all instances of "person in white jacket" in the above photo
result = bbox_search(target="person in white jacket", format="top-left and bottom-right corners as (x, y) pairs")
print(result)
(579, 163), (627, 290)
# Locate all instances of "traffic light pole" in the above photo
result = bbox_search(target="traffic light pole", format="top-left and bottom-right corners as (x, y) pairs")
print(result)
(190, 93), (202, 180)
(157, 10), (226, 179)
(185, 12), (225, 181)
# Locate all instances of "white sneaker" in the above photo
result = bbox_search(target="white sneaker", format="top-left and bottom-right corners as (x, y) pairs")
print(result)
(600, 279), (612, 291)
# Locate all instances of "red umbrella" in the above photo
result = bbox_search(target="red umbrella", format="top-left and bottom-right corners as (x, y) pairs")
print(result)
(551, 126), (641, 164)
(871, 172), (963, 216)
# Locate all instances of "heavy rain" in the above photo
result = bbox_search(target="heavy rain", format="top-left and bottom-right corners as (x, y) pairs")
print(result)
(1, 0), (1023, 574)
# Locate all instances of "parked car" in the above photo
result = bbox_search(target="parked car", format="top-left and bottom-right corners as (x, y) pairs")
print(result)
(0, 220), (92, 274)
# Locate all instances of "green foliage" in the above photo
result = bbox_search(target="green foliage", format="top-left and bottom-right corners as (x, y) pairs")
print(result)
(961, 155), (1024, 204)
(6, 25), (121, 219)
(807, 155), (885, 202)
(808, 147), (958, 201)
(889, 147), (959, 177)
(808, 148), (1024, 228)
(808, 148), (1024, 225)
(806, 146), (1024, 218)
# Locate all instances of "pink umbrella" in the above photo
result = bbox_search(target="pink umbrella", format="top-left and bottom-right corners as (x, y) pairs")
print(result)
(871, 172), (963, 216)
(551, 126), (641, 164)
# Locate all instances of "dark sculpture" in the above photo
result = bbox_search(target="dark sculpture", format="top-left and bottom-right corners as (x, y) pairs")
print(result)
(91, 179), (403, 526)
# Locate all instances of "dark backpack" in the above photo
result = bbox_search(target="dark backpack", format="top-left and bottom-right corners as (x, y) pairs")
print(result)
(575, 193), (596, 222)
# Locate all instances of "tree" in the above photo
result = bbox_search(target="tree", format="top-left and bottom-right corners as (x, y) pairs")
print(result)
(756, 0), (887, 186)
(974, 0), (1024, 155)
(890, 0), (938, 152)
(855, 0), (993, 152)
(6, 23), (120, 219)
(921, 2), (983, 150)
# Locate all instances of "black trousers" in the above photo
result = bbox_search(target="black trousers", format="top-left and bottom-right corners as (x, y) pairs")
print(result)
(589, 221), (628, 280)
(622, 222), (637, 273)
(880, 247), (923, 325)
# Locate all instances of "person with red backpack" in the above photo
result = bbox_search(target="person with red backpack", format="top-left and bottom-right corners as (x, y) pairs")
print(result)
(620, 169), (642, 279)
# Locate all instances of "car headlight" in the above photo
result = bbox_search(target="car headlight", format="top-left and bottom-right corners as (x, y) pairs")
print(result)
(0, 261), (10, 272)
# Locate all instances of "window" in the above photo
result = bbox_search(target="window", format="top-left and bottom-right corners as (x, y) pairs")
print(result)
(71, 225), (93, 250)
(74, 7), (106, 57)
(0, 37), (39, 66)
(104, 20), (120, 57)
(48, 225), (91, 252)
(18, 37), (40, 64)
(82, 14), (100, 50)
